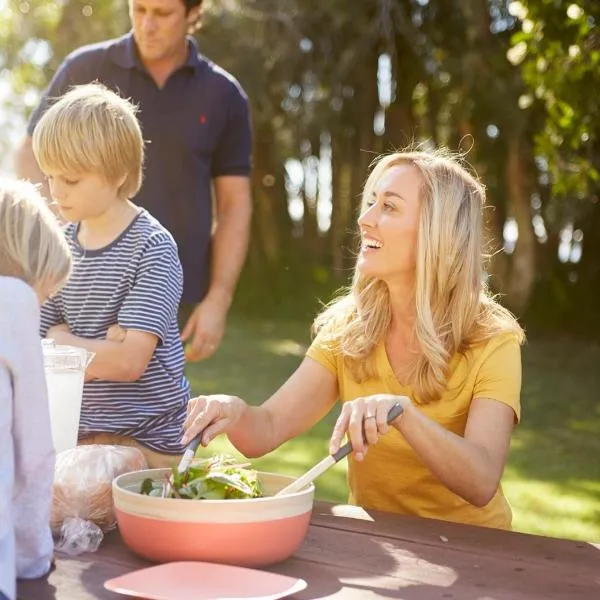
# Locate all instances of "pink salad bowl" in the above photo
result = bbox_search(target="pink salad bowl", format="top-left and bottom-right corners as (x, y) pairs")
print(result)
(112, 468), (315, 568)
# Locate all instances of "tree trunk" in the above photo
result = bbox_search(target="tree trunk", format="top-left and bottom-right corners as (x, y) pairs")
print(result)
(330, 134), (353, 275)
(504, 136), (536, 314)
(249, 122), (290, 268)
(337, 49), (380, 272)
(386, 98), (416, 148)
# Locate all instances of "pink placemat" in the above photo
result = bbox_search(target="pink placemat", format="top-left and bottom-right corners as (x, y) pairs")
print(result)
(104, 561), (307, 600)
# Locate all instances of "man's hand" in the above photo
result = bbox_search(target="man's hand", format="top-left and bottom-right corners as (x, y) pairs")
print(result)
(181, 294), (228, 362)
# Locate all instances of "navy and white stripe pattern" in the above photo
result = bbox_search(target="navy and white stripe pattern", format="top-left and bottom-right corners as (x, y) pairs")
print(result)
(40, 209), (190, 453)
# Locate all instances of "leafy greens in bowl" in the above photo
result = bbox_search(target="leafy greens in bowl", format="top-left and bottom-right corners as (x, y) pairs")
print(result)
(140, 454), (263, 500)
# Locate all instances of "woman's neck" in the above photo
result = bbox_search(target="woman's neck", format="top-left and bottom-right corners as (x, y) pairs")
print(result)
(387, 277), (417, 330)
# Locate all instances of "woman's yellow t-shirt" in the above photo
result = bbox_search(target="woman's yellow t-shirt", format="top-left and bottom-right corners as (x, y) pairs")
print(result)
(306, 332), (522, 529)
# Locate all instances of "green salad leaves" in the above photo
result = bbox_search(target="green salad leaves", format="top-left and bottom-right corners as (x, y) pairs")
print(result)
(140, 454), (263, 500)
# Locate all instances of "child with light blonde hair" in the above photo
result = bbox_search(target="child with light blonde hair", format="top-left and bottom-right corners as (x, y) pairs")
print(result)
(32, 83), (190, 468)
(0, 179), (72, 600)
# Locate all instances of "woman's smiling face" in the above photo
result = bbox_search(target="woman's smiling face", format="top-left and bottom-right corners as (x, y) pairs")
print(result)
(357, 162), (422, 283)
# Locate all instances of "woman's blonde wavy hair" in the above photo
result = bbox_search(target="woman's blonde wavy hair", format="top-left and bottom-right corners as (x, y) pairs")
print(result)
(314, 147), (524, 404)
(0, 178), (71, 296)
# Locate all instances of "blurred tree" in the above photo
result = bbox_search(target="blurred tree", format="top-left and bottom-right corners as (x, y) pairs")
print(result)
(1, 0), (598, 330)
(200, 0), (394, 276)
(0, 0), (128, 108)
(511, 0), (599, 200)
(510, 0), (600, 335)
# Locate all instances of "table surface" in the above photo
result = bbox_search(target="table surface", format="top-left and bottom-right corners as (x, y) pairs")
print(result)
(17, 501), (600, 600)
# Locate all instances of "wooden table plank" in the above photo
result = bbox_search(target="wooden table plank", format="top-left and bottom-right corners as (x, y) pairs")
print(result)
(290, 519), (598, 599)
(17, 501), (600, 600)
(312, 504), (600, 569)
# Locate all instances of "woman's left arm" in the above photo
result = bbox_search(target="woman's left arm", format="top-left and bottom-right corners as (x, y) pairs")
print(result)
(399, 397), (515, 507)
(331, 395), (515, 507)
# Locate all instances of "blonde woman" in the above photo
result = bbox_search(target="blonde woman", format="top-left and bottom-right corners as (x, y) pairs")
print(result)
(182, 149), (525, 529)
(0, 179), (71, 600)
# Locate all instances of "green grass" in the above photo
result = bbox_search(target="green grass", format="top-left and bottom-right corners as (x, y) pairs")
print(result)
(186, 317), (600, 542)
(502, 337), (600, 540)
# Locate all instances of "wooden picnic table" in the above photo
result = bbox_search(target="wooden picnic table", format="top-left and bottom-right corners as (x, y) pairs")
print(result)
(17, 501), (600, 599)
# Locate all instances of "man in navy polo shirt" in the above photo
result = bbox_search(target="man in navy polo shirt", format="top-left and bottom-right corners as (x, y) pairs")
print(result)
(15, 0), (252, 362)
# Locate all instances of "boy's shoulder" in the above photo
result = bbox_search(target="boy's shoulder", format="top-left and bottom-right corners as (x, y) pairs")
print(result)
(65, 210), (178, 255)
(131, 209), (178, 251)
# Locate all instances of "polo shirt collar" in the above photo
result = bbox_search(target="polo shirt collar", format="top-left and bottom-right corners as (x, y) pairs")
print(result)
(184, 36), (203, 70)
(109, 31), (203, 71)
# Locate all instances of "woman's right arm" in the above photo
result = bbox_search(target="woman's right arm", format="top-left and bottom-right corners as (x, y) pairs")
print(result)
(182, 357), (339, 458)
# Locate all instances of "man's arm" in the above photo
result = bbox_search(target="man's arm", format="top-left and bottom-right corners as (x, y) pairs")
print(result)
(210, 175), (252, 305)
(181, 175), (252, 361)
(14, 136), (51, 200)
(181, 76), (253, 361)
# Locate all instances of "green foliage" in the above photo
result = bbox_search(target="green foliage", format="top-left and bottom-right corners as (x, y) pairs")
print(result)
(511, 0), (600, 200)
(232, 255), (343, 321)
(0, 0), (128, 117)
(1, 0), (599, 332)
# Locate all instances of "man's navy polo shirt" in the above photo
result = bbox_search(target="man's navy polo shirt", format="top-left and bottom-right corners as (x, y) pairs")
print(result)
(28, 32), (252, 304)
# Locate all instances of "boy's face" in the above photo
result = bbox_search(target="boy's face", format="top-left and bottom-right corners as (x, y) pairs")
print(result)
(44, 170), (124, 223)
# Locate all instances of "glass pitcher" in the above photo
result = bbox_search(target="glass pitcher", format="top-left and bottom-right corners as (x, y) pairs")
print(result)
(42, 340), (94, 454)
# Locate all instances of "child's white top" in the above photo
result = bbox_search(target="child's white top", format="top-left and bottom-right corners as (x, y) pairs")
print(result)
(0, 277), (54, 600)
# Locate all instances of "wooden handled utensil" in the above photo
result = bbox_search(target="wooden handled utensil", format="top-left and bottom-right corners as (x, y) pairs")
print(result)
(276, 402), (404, 497)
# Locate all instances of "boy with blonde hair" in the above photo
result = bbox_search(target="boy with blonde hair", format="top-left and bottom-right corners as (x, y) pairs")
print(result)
(32, 83), (190, 468)
(0, 179), (71, 600)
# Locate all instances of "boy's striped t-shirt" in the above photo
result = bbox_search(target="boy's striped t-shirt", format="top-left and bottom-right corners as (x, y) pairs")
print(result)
(40, 209), (190, 454)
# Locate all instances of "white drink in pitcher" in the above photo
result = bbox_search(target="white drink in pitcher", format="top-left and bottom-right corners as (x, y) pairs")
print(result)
(42, 341), (94, 454)
(45, 368), (85, 453)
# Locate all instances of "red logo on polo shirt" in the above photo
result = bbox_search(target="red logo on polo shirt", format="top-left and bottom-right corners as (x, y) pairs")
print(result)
(199, 115), (206, 124)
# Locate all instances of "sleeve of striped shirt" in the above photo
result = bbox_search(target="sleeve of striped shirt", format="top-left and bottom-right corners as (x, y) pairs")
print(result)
(117, 232), (183, 344)
(39, 296), (64, 338)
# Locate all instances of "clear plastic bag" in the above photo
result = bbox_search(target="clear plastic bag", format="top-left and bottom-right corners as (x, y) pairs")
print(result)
(51, 444), (147, 555)
(54, 517), (104, 555)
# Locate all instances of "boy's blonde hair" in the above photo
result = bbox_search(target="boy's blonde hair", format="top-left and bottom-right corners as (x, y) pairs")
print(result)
(314, 147), (525, 404)
(0, 179), (71, 295)
(32, 83), (144, 199)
